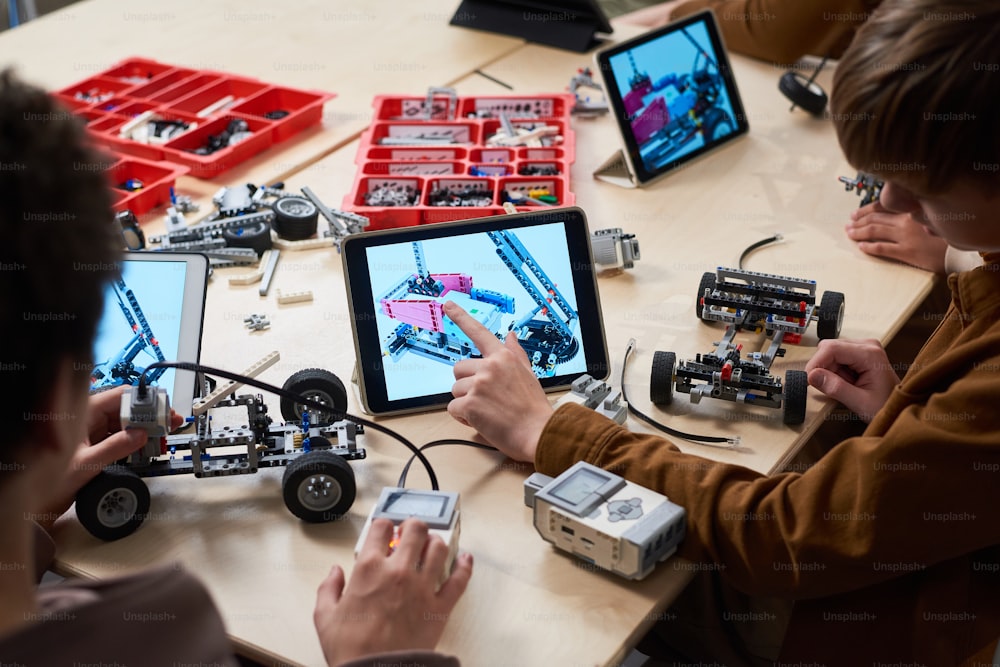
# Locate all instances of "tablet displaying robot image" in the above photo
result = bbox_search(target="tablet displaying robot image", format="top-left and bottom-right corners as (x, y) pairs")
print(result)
(596, 10), (748, 186)
(90, 253), (208, 416)
(343, 208), (609, 416)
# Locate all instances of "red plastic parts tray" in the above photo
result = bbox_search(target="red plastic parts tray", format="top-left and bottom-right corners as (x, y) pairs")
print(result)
(104, 155), (188, 216)
(344, 94), (577, 230)
(57, 57), (333, 179)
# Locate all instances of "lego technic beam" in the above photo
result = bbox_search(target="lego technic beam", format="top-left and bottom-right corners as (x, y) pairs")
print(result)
(92, 278), (166, 388)
(487, 229), (578, 341)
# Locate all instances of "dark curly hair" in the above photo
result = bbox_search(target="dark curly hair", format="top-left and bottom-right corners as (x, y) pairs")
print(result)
(0, 69), (122, 462)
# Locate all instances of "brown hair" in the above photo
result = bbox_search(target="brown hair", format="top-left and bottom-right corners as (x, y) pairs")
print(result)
(0, 69), (122, 459)
(831, 0), (1000, 195)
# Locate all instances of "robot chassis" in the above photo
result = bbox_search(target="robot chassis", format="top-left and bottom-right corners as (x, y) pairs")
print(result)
(650, 268), (845, 425)
(75, 352), (365, 541)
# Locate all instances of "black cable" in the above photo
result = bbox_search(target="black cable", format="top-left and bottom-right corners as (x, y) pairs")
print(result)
(141, 361), (440, 490)
(621, 341), (739, 448)
(396, 438), (497, 488)
(738, 233), (783, 270)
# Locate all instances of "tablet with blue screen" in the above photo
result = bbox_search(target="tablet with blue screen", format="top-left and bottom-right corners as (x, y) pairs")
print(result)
(594, 10), (749, 187)
(90, 252), (208, 416)
(342, 208), (609, 416)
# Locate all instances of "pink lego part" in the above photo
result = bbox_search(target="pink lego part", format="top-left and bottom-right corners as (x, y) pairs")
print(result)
(431, 273), (473, 295)
(630, 96), (669, 145)
(623, 85), (650, 116)
(381, 298), (446, 333)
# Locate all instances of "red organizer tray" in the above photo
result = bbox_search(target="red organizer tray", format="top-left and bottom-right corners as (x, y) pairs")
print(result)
(104, 155), (188, 216)
(57, 57), (333, 179)
(344, 94), (576, 230)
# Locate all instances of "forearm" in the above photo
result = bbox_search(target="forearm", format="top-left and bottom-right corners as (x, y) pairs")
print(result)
(671, 0), (872, 64)
(535, 401), (1000, 598)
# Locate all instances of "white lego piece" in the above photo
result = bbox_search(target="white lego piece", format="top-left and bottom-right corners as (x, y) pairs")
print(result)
(276, 289), (313, 305)
(228, 250), (270, 285)
(273, 237), (335, 251)
(192, 351), (280, 415)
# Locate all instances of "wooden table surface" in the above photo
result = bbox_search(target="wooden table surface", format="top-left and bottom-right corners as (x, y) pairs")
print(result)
(11, 10), (938, 667)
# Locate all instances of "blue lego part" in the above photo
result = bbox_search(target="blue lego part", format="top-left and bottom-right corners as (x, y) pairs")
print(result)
(470, 287), (515, 314)
(185, 415), (195, 422)
(303, 437), (312, 453)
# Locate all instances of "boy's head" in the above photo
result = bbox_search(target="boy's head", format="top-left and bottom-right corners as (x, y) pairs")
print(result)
(0, 70), (121, 465)
(832, 0), (1000, 199)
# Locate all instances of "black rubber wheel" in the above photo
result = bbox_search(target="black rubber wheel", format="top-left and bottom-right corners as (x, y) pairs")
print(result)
(222, 220), (273, 256)
(272, 195), (319, 241)
(280, 368), (347, 425)
(817, 291), (845, 340)
(650, 351), (676, 406)
(695, 271), (717, 319)
(779, 71), (828, 116)
(782, 370), (808, 425)
(282, 451), (356, 522)
(75, 465), (150, 541)
(701, 108), (735, 142)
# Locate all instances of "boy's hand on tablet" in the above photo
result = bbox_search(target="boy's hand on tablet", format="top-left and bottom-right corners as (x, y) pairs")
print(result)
(444, 301), (553, 462)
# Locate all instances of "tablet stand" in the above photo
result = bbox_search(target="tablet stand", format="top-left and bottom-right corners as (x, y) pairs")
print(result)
(593, 149), (638, 189)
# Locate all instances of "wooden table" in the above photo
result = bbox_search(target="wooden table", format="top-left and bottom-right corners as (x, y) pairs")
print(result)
(0, 0), (523, 214)
(31, 13), (938, 667)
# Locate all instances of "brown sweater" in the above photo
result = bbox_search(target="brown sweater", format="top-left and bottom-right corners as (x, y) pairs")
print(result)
(0, 525), (458, 667)
(536, 257), (1000, 665)
(672, 0), (883, 64)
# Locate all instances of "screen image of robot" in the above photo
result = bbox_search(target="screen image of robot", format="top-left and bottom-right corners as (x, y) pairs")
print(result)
(366, 221), (586, 402)
(608, 16), (738, 173)
(91, 259), (187, 396)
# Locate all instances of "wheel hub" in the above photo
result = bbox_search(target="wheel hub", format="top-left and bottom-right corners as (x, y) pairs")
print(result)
(298, 474), (341, 511)
(97, 488), (139, 528)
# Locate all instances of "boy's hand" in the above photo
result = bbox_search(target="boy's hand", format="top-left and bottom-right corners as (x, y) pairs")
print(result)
(38, 386), (184, 530)
(443, 301), (553, 462)
(805, 339), (900, 422)
(314, 518), (473, 665)
(846, 201), (948, 273)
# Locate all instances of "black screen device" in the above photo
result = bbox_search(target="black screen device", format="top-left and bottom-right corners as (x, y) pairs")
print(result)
(594, 10), (749, 187)
(450, 0), (613, 53)
(342, 207), (610, 416)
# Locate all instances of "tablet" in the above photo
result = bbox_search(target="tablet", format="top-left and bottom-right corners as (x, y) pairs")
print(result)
(90, 252), (208, 416)
(594, 10), (748, 187)
(342, 207), (610, 416)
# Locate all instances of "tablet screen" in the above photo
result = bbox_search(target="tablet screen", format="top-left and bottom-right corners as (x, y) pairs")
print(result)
(343, 208), (609, 416)
(596, 10), (748, 185)
(90, 253), (208, 416)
